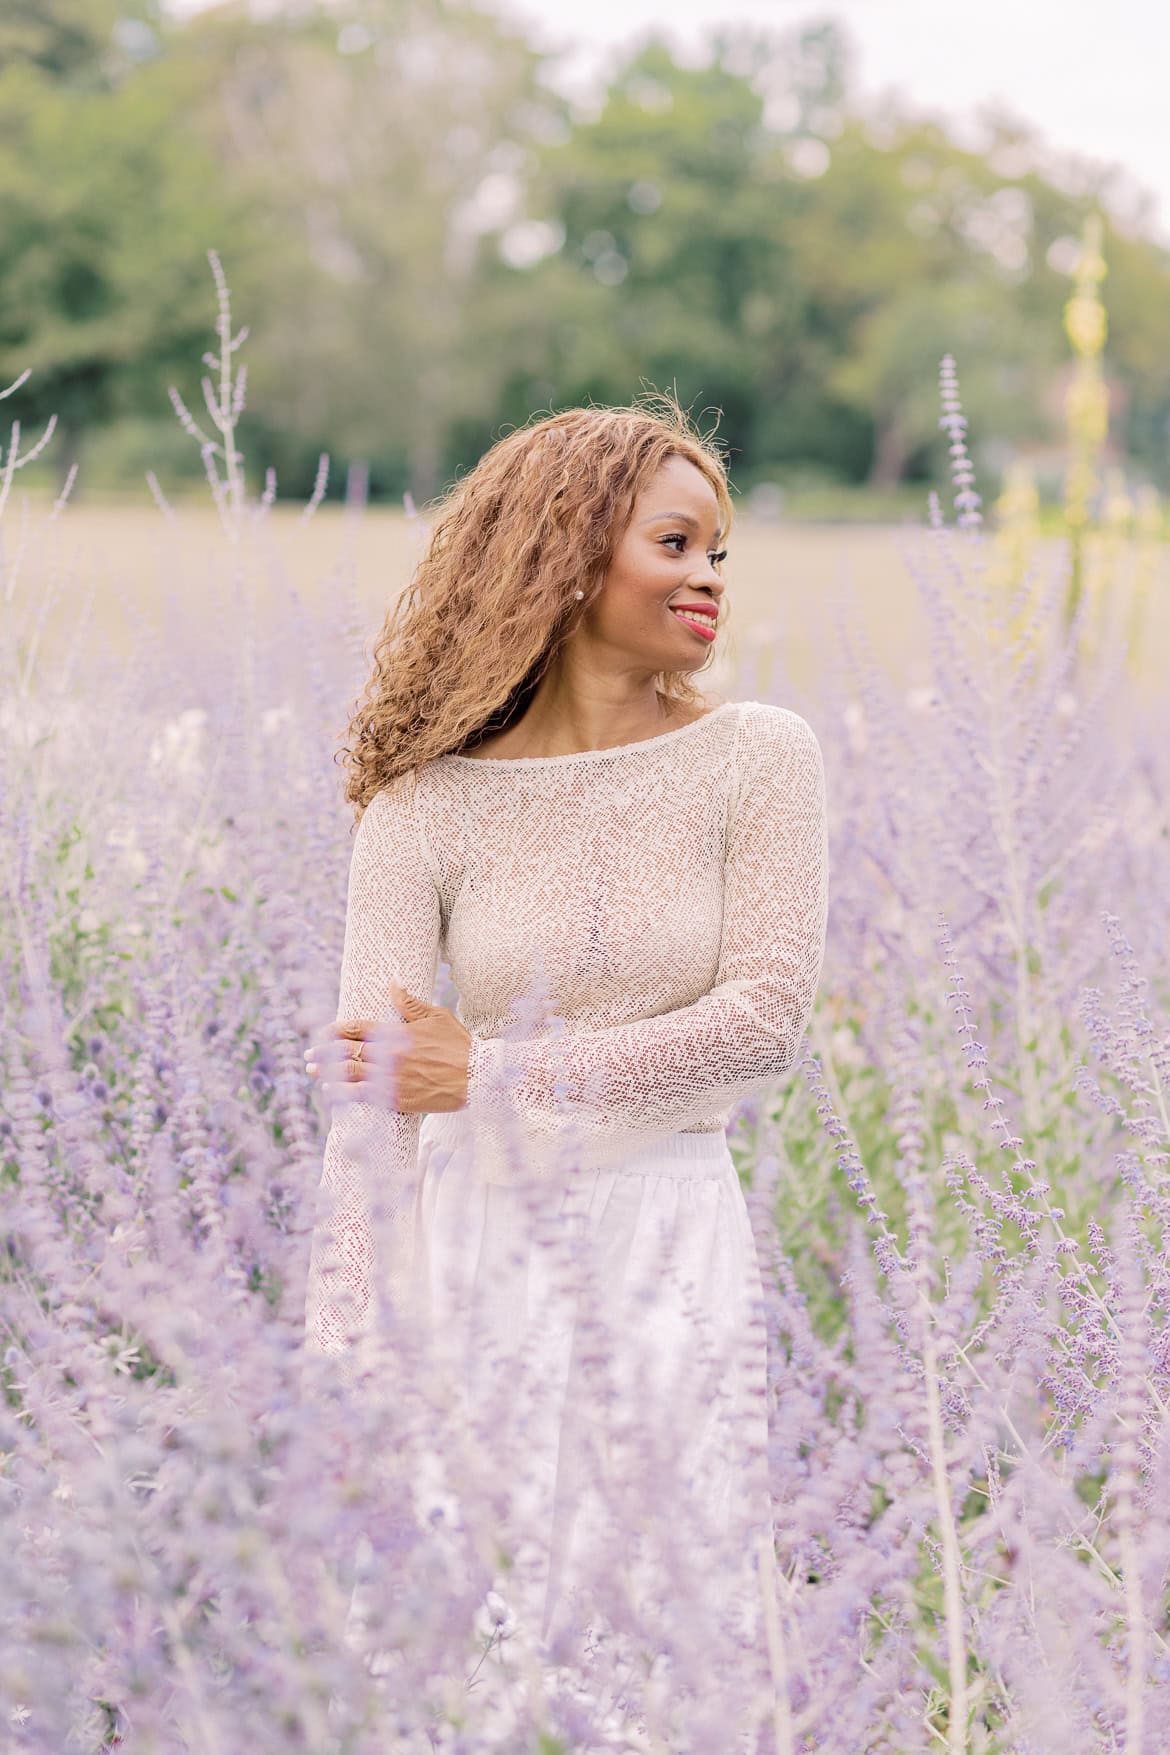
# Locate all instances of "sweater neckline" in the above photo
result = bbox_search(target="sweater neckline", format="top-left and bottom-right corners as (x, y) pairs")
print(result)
(442, 700), (740, 769)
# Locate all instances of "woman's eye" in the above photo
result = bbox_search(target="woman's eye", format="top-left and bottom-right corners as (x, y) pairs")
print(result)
(660, 535), (727, 564)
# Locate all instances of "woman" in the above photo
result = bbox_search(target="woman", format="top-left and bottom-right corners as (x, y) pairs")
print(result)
(302, 397), (829, 1746)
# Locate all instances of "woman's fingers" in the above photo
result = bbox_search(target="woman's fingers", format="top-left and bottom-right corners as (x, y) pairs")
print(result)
(305, 1017), (411, 1105)
(303, 1018), (375, 1075)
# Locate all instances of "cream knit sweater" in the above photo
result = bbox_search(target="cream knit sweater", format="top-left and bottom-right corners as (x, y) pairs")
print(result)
(304, 700), (829, 1358)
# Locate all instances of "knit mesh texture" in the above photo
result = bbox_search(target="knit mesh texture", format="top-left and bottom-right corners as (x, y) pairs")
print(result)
(304, 700), (829, 1359)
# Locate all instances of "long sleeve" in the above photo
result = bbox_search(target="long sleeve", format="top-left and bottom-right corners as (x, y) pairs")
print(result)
(464, 707), (829, 1158)
(304, 778), (442, 1363)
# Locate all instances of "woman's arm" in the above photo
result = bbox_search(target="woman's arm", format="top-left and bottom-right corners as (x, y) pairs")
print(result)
(465, 707), (829, 1154)
(304, 780), (442, 1362)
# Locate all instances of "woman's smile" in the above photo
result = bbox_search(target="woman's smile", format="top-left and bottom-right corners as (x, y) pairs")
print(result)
(668, 603), (719, 642)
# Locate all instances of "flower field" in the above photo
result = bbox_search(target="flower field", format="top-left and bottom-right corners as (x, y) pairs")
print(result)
(2, 290), (1169, 1751)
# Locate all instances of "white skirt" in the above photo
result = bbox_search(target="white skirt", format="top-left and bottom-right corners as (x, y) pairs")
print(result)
(379, 1109), (779, 1741)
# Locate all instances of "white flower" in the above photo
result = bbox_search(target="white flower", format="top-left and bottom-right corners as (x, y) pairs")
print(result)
(147, 707), (207, 778)
(473, 1588), (517, 1642)
(843, 699), (867, 753)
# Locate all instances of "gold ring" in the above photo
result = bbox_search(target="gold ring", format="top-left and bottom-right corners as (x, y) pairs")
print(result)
(353, 1039), (365, 1063)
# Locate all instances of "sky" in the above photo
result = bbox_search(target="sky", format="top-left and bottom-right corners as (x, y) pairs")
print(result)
(166, 0), (1170, 249)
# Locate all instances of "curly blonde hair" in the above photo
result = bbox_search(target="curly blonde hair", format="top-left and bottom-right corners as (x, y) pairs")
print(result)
(338, 393), (734, 820)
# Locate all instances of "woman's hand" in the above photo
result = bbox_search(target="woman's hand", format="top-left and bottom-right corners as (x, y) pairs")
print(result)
(304, 980), (471, 1113)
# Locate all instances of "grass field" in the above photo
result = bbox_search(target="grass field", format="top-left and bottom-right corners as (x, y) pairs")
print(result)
(10, 498), (1170, 706)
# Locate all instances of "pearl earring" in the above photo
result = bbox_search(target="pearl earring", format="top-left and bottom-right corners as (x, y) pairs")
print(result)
(575, 590), (584, 600)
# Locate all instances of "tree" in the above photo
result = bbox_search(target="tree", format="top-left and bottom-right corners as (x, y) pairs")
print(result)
(0, 0), (164, 88)
(471, 25), (1170, 493)
(464, 35), (811, 476)
(829, 279), (1057, 487)
(5, 2), (1170, 500)
(167, 0), (566, 501)
(0, 9), (252, 491)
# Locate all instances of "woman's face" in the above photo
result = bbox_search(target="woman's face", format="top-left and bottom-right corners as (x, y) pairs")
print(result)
(582, 455), (727, 674)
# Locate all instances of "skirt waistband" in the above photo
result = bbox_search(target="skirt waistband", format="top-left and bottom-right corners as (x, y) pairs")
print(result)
(618, 1129), (733, 1177)
(419, 1110), (733, 1182)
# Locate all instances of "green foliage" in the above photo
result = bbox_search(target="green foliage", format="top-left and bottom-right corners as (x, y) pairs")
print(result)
(0, 41), (254, 476)
(4, 3), (1170, 501)
(0, 0), (163, 89)
(492, 38), (806, 468)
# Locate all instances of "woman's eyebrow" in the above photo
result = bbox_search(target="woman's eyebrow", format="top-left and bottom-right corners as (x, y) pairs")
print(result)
(639, 510), (725, 540)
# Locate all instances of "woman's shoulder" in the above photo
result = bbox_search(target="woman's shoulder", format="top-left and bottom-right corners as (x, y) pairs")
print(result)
(733, 700), (821, 754)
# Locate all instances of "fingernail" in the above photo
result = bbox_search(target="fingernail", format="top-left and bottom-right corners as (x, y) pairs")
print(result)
(306, 1062), (317, 1075)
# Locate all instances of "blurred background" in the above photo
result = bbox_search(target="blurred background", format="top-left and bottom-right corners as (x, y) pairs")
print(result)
(3, 0), (1169, 520)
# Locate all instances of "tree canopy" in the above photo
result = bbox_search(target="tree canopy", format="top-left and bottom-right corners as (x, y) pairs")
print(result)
(2, 0), (1168, 502)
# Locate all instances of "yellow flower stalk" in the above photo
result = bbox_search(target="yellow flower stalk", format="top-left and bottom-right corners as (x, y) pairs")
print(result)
(1061, 213), (1109, 634)
(1055, 213), (1162, 680)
